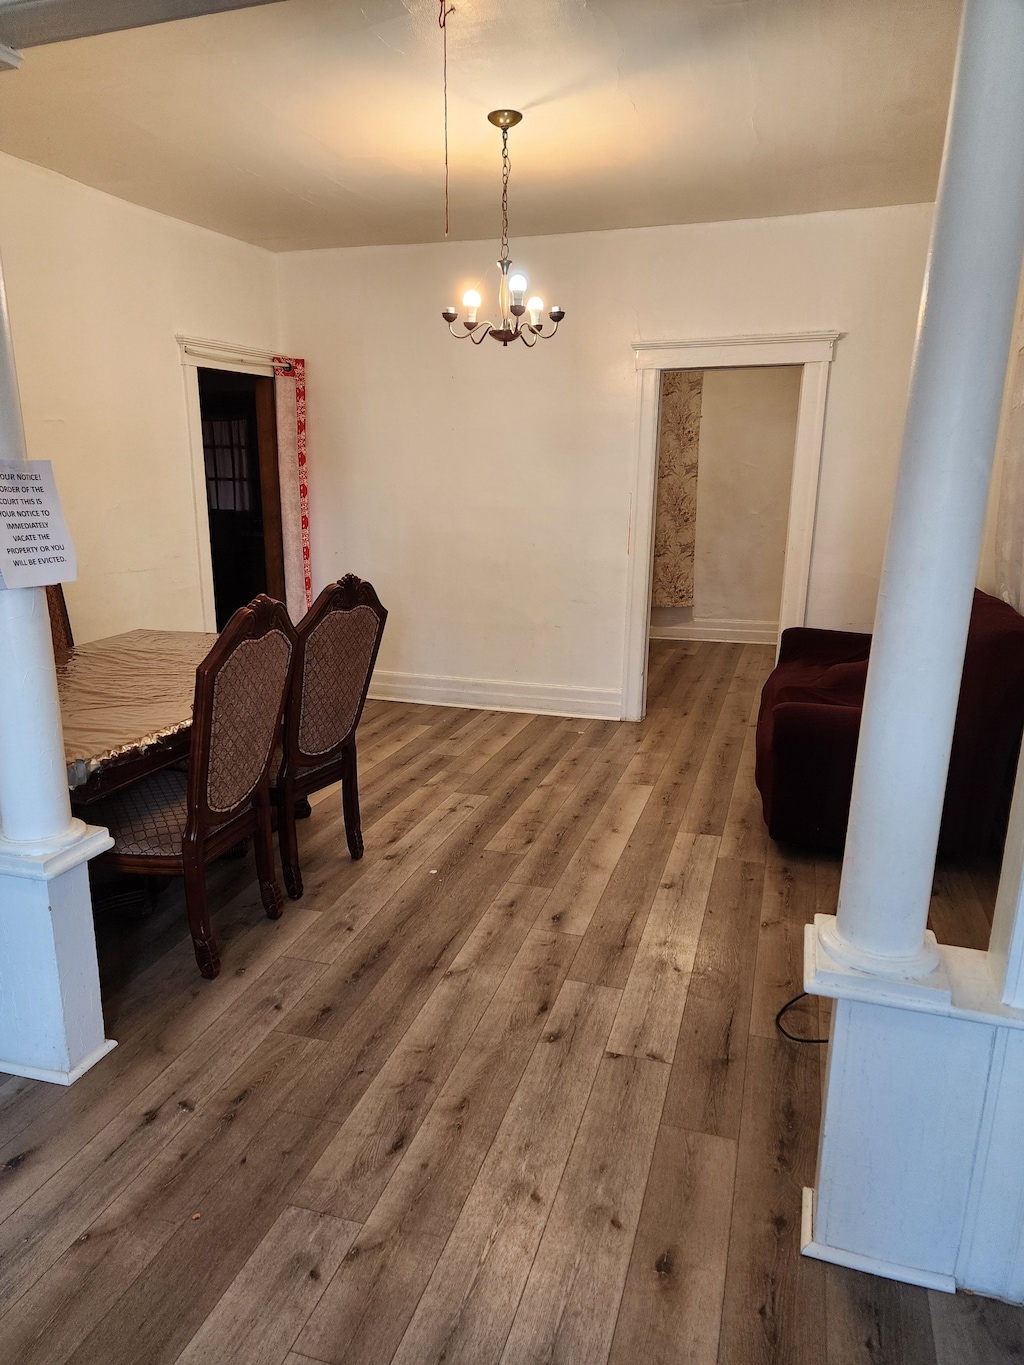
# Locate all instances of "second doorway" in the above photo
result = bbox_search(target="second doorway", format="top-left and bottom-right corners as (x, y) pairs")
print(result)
(198, 366), (286, 628)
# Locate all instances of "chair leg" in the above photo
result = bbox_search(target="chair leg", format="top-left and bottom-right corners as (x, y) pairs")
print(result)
(254, 789), (286, 917)
(342, 743), (364, 861)
(182, 845), (219, 980)
(276, 780), (304, 900)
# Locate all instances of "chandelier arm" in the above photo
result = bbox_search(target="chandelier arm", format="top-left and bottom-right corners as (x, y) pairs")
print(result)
(447, 320), (495, 341)
(519, 326), (539, 347)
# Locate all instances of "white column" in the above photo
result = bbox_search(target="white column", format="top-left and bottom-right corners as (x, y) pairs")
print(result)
(0, 588), (85, 848)
(820, 0), (1024, 979)
(0, 253), (115, 1084)
(0, 253), (83, 851)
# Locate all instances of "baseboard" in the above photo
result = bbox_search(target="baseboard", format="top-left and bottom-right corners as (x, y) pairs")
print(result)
(800, 1187), (957, 1293)
(369, 670), (622, 720)
(0, 1037), (117, 1087)
(650, 617), (778, 645)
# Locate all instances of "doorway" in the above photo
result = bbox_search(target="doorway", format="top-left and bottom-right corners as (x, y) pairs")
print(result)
(197, 368), (286, 629)
(649, 364), (802, 646)
(622, 332), (838, 721)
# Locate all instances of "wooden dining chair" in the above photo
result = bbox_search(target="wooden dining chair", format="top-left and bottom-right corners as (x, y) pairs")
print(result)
(45, 583), (74, 660)
(272, 575), (387, 899)
(88, 594), (296, 978)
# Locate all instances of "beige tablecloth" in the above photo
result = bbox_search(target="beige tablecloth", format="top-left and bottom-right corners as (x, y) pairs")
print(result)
(58, 629), (215, 788)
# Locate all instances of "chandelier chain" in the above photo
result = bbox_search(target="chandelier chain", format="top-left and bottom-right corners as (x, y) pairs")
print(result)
(439, 0), (454, 236)
(501, 127), (510, 262)
(440, 109), (564, 347)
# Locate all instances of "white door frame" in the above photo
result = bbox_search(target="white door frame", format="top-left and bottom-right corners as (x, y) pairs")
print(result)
(621, 331), (840, 721)
(176, 334), (277, 632)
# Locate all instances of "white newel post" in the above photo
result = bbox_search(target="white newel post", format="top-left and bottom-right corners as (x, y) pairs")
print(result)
(803, 0), (1024, 1302)
(0, 258), (115, 1085)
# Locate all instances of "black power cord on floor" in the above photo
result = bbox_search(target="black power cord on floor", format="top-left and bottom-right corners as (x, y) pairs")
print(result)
(775, 992), (828, 1044)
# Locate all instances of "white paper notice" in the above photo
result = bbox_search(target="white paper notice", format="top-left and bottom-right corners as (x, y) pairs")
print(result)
(0, 460), (77, 589)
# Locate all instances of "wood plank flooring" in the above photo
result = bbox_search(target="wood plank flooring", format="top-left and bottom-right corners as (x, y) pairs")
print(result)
(0, 638), (1020, 1364)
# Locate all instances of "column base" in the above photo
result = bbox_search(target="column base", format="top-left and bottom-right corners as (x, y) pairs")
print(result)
(816, 912), (942, 982)
(0, 823), (111, 878)
(0, 822), (116, 1086)
(0, 1037), (117, 1086)
(808, 915), (952, 1008)
(800, 1188), (956, 1293)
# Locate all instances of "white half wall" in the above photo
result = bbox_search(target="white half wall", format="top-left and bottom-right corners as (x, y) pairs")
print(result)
(278, 205), (932, 712)
(0, 151), (278, 643)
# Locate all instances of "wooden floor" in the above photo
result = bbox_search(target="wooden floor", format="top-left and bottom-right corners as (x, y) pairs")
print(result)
(1, 639), (1023, 1364)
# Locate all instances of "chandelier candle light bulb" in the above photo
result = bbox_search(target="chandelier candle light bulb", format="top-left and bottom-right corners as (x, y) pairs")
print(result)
(462, 289), (481, 325)
(442, 111), (566, 347)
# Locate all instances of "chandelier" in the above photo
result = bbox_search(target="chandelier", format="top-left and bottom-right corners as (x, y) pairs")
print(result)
(442, 111), (565, 347)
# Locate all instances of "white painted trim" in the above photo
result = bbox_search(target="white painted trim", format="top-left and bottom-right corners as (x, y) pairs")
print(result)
(622, 367), (663, 721)
(779, 361), (831, 640)
(800, 1187), (957, 1293)
(621, 333), (837, 720)
(179, 363), (218, 633)
(0, 1038), (116, 1087)
(635, 331), (840, 359)
(176, 334), (277, 375)
(176, 335), (279, 633)
(0, 43), (22, 71)
(369, 669), (621, 720)
(649, 616), (777, 644)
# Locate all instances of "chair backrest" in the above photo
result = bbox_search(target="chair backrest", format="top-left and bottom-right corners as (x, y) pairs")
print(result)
(188, 594), (296, 824)
(284, 575), (387, 768)
(45, 583), (74, 659)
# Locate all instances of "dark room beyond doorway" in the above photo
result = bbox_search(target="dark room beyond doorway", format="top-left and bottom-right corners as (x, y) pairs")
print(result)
(198, 366), (286, 629)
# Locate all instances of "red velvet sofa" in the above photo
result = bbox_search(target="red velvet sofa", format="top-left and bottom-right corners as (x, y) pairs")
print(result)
(755, 590), (1024, 856)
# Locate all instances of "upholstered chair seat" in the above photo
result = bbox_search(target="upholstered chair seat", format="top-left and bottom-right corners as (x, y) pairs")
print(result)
(90, 769), (190, 858)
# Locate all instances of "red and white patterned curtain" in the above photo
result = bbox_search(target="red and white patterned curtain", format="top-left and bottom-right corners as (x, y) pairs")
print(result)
(272, 356), (312, 620)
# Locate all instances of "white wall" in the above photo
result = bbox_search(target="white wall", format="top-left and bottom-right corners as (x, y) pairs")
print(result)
(278, 205), (932, 714)
(0, 152), (278, 643)
(0, 167), (933, 708)
(694, 364), (801, 627)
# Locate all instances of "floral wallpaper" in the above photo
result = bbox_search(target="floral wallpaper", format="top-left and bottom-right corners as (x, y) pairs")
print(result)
(652, 368), (702, 607)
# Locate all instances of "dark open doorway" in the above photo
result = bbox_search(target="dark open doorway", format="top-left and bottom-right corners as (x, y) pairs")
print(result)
(198, 367), (286, 629)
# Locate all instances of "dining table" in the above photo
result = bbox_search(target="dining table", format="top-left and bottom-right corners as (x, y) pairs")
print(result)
(58, 628), (215, 804)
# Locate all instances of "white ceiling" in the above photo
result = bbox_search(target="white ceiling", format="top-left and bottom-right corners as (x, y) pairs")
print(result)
(0, 0), (962, 252)
(0, 0), (280, 49)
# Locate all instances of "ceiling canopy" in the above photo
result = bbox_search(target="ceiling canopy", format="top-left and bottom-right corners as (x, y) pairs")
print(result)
(0, 0), (962, 252)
